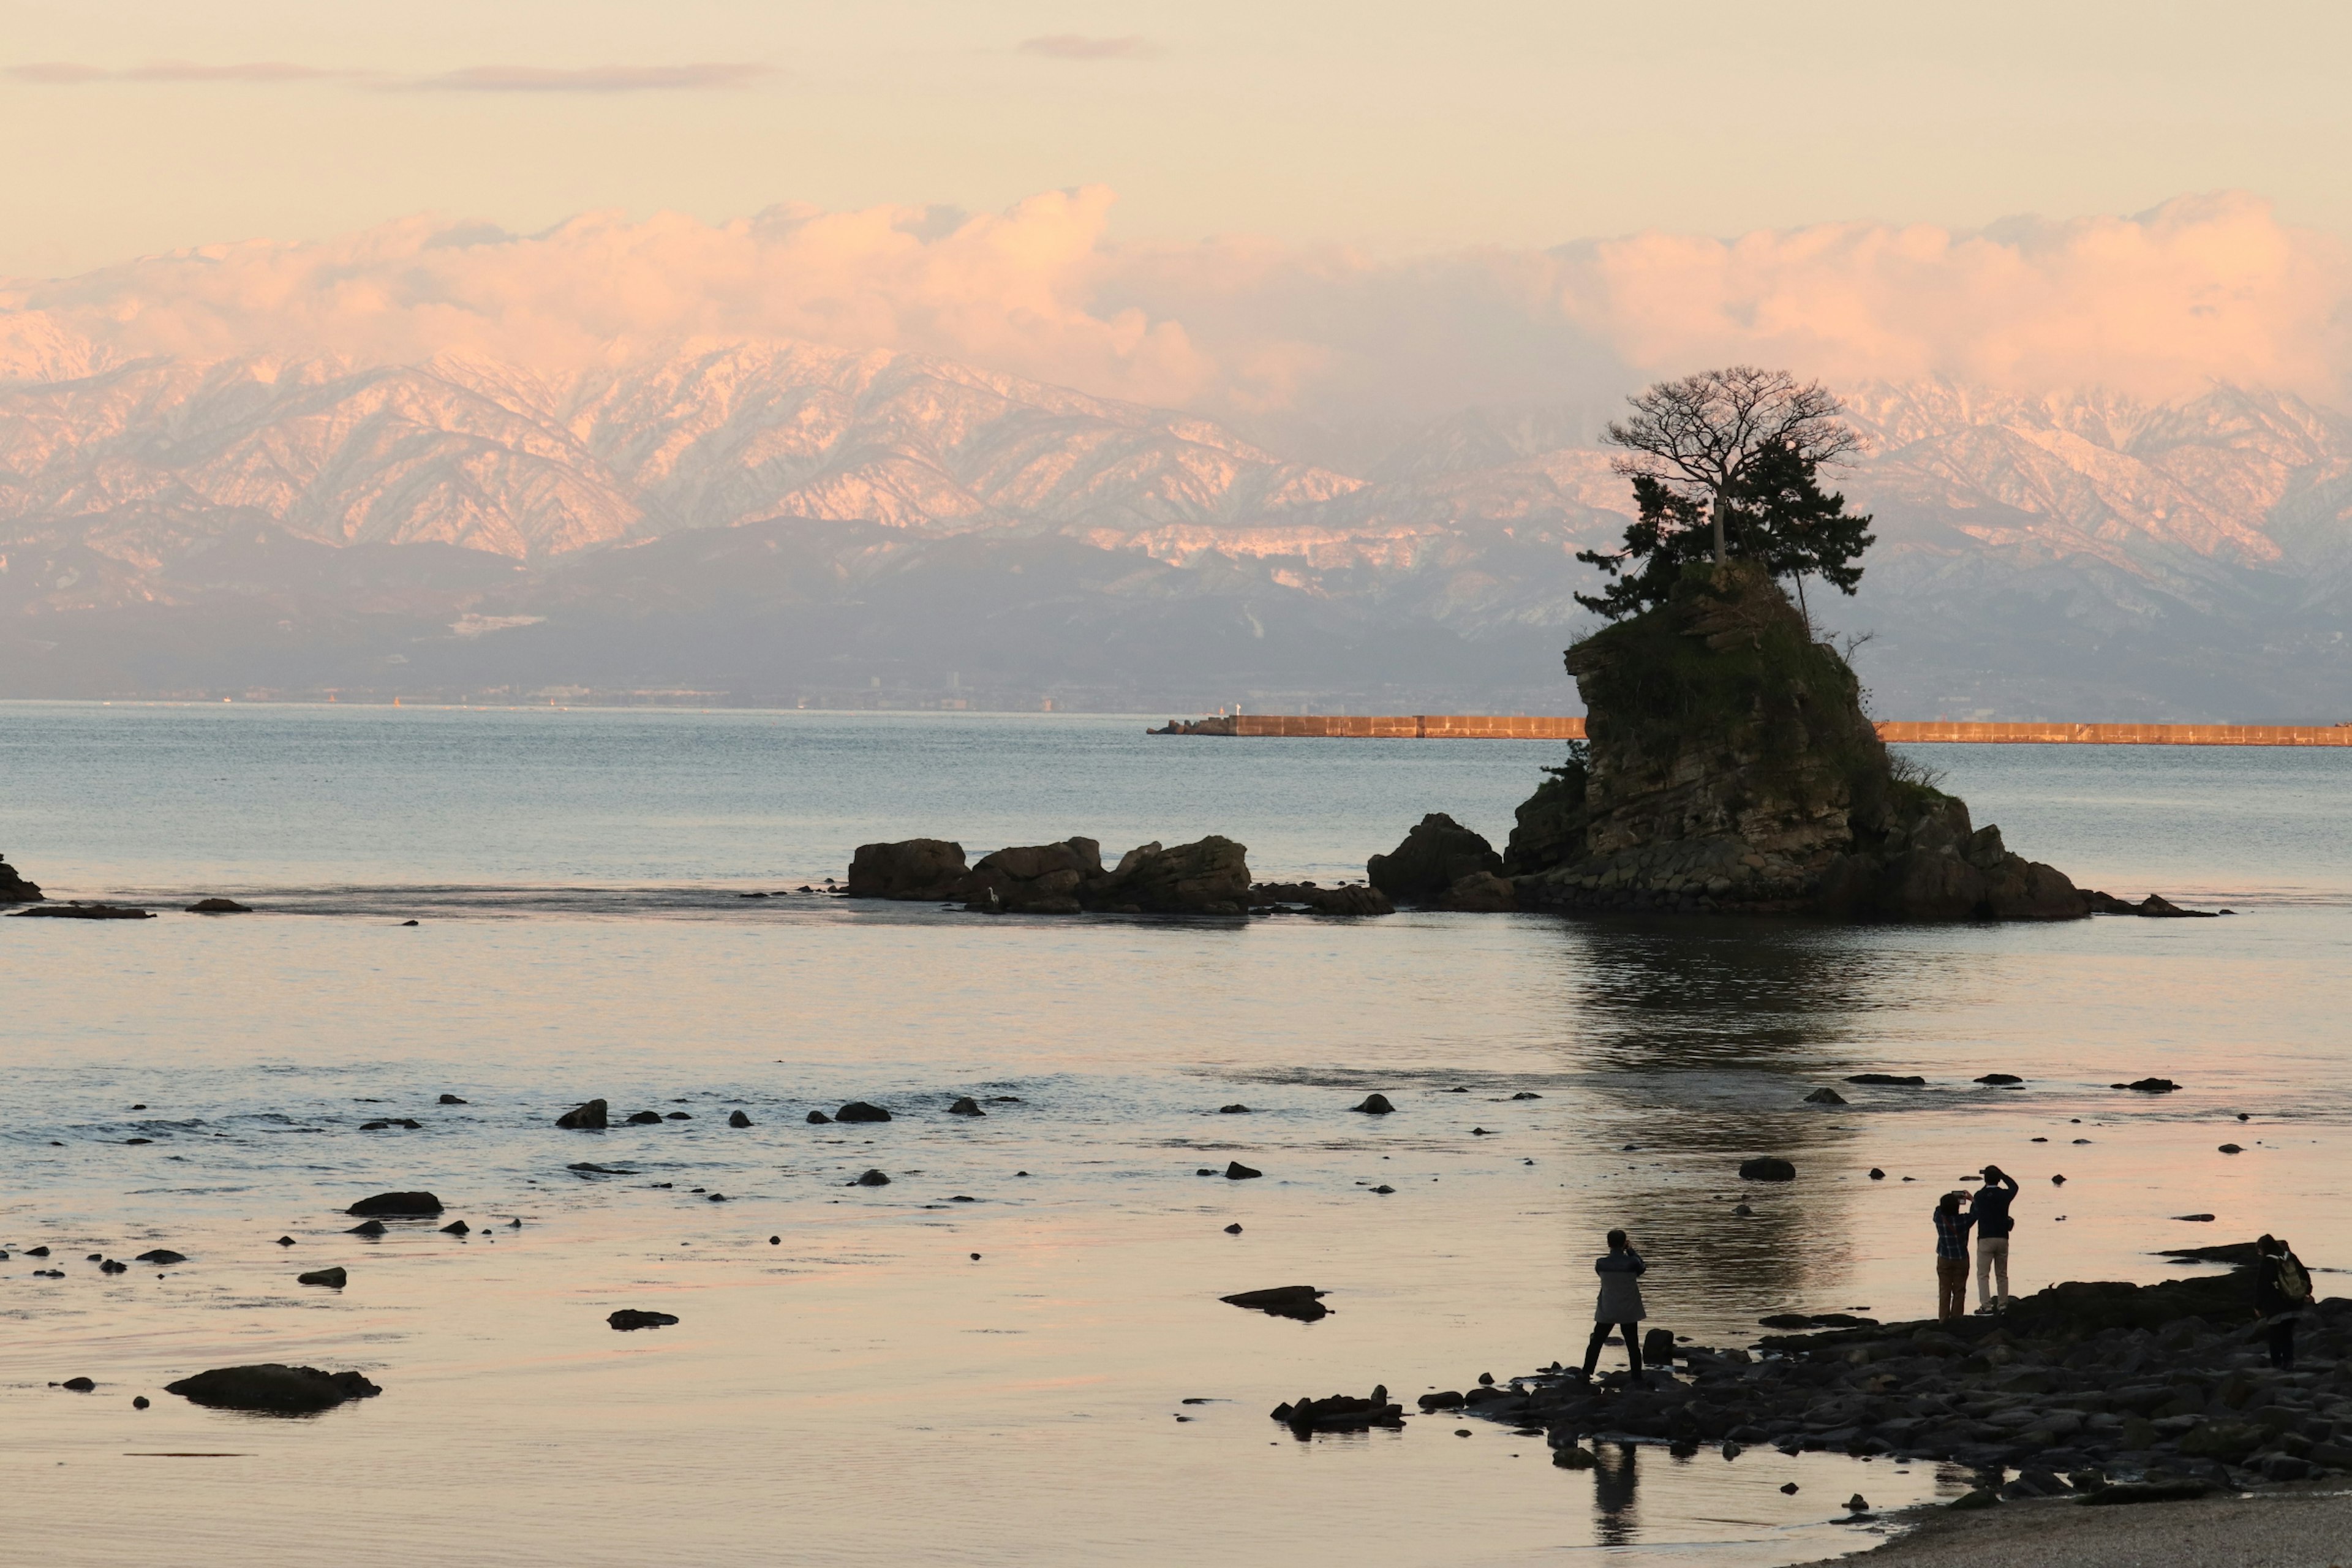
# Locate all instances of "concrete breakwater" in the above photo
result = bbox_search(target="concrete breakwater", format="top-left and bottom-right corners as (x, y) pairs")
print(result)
(1153, 716), (2352, 745)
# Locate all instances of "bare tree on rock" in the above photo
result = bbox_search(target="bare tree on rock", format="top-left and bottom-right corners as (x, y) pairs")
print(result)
(1603, 366), (1863, 565)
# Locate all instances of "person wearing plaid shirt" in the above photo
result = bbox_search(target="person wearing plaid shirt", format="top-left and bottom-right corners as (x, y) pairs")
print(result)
(1932, 1191), (1977, 1322)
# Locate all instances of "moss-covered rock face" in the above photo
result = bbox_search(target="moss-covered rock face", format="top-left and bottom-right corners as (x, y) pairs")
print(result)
(1512, 561), (2087, 921)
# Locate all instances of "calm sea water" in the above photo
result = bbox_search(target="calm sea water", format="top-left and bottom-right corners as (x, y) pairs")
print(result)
(2, 705), (2346, 1567)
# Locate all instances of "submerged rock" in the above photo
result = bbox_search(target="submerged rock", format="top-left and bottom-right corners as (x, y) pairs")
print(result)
(10, 902), (153, 919)
(1271, 1390), (1401, 1431)
(727, 1110), (753, 1128)
(556, 1099), (609, 1130)
(134, 1249), (187, 1265)
(853, 1169), (892, 1186)
(1351, 1093), (1395, 1115)
(1438, 871), (1517, 913)
(1250, 882), (1395, 916)
(1739, 1157), (1796, 1182)
(1224, 1161), (1263, 1180)
(947, 1097), (986, 1117)
(297, 1266), (347, 1288)
(1222, 1285), (1329, 1322)
(2115, 1077), (2182, 1093)
(185, 897), (252, 913)
(165, 1364), (380, 1413)
(607, 1310), (679, 1331)
(1803, 1087), (1848, 1105)
(835, 1101), (892, 1123)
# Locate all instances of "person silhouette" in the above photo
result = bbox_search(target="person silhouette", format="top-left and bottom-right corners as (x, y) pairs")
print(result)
(1579, 1229), (1648, 1383)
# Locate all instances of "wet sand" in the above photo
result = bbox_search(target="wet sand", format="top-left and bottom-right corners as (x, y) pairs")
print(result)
(1800, 1487), (2352, 1567)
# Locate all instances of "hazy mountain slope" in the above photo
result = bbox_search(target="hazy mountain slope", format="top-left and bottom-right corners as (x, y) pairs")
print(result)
(2, 327), (2348, 716)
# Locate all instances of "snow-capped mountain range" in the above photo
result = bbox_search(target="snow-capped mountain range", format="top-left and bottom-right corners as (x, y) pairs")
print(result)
(2, 332), (2347, 717)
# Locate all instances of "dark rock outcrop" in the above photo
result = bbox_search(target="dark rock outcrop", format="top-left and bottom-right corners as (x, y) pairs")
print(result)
(962, 838), (1102, 914)
(164, 1363), (380, 1413)
(1509, 563), (2090, 922)
(727, 1110), (753, 1128)
(1090, 836), (1250, 915)
(1351, 1094), (1395, 1115)
(835, 1101), (892, 1123)
(1739, 1157), (1796, 1182)
(297, 1266), (347, 1288)
(0, 853), (43, 903)
(846, 834), (1251, 916)
(556, 1099), (608, 1130)
(947, 1097), (985, 1116)
(135, 1249), (187, 1265)
(1368, 814), (1502, 903)
(845, 839), (970, 900)
(346, 1191), (442, 1218)
(186, 897), (252, 913)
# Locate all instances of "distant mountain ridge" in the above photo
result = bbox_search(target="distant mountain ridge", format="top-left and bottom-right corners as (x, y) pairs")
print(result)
(2, 329), (2347, 717)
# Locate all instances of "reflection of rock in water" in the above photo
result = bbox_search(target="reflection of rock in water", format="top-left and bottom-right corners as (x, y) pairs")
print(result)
(1547, 919), (1940, 1319)
(1590, 1441), (1640, 1548)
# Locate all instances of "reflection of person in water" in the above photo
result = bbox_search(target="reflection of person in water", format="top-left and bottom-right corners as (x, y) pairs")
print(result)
(1590, 1441), (1639, 1548)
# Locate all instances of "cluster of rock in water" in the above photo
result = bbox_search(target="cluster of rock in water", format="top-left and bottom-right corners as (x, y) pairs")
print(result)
(856, 565), (2209, 925)
(1283, 1258), (2352, 1507)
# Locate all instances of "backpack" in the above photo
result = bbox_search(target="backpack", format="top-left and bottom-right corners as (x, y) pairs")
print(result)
(2276, 1256), (2312, 1306)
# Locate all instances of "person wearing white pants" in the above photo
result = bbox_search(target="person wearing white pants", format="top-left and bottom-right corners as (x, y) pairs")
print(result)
(1972, 1165), (2019, 1311)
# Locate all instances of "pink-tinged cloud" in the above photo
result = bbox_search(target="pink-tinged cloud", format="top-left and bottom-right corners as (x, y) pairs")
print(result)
(1, 190), (2343, 422)
(1018, 35), (1161, 61)
(6, 60), (361, 83)
(409, 63), (777, 92)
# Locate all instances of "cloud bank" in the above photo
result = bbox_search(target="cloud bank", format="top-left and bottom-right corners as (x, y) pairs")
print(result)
(2, 188), (2343, 423)
(4, 61), (774, 92)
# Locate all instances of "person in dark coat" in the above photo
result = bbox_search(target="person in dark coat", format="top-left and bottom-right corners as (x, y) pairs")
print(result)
(1579, 1229), (1648, 1382)
(2254, 1234), (2313, 1370)
(1972, 1164), (2019, 1313)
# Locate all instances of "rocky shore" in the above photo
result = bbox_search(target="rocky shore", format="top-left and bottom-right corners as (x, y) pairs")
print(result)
(1404, 1264), (2350, 1504)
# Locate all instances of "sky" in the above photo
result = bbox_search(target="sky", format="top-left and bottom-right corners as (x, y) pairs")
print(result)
(6, 0), (2351, 422)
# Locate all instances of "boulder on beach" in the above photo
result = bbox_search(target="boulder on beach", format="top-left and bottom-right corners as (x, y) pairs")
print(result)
(845, 839), (970, 901)
(185, 897), (252, 913)
(1368, 815), (1504, 904)
(0, 852), (43, 904)
(1740, 1157), (1797, 1182)
(835, 1101), (892, 1123)
(607, 1310), (679, 1332)
(345, 1191), (442, 1218)
(164, 1363), (380, 1414)
(297, 1266), (347, 1288)
(556, 1099), (609, 1130)
(1221, 1285), (1329, 1322)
